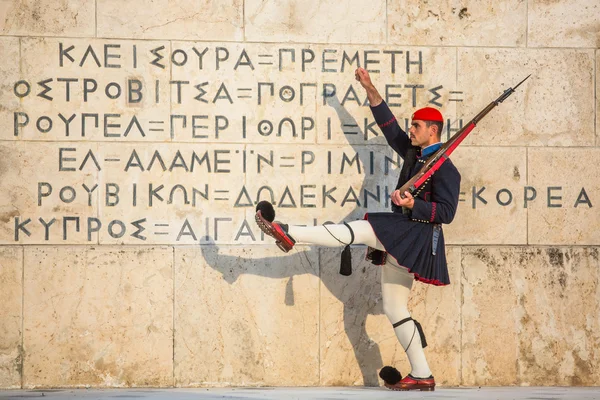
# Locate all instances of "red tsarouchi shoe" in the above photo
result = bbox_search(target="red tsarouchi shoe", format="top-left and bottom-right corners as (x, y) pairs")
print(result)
(255, 210), (296, 253)
(385, 374), (436, 392)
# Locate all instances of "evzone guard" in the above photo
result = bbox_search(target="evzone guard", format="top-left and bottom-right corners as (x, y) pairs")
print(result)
(255, 68), (529, 391)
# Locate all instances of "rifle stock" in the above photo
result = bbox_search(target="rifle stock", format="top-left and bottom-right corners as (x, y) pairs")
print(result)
(399, 75), (531, 198)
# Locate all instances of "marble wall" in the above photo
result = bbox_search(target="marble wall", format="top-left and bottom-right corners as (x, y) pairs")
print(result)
(0, 0), (598, 389)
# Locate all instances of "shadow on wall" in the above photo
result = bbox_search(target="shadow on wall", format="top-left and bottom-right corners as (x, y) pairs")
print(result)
(200, 95), (395, 386)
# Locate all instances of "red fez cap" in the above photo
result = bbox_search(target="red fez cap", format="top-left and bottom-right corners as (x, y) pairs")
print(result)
(412, 107), (443, 122)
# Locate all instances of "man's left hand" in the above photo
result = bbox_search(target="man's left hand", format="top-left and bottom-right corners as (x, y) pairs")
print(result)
(391, 190), (414, 209)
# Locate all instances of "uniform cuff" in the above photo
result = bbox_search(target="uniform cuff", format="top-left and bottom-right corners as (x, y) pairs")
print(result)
(370, 101), (396, 127)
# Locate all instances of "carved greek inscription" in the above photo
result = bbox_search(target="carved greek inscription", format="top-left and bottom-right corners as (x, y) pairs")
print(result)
(7, 40), (588, 245)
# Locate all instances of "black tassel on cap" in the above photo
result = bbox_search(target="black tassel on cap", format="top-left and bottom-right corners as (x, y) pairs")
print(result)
(379, 366), (402, 385)
(339, 222), (355, 276)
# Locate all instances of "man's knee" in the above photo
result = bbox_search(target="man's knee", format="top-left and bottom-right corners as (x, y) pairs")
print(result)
(348, 220), (379, 248)
(382, 302), (410, 323)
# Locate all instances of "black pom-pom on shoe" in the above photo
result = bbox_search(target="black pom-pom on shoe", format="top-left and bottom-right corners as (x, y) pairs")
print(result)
(379, 366), (402, 385)
(256, 201), (275, 222)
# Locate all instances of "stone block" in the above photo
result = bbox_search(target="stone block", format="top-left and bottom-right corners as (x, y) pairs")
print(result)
(0, 142), (99, 244)
(22, 246), (173, 387)
(528, 0), (600, 48)
(0, 0), (94, 37)
(513, 247), (600, 385)
(461, 247), (600, 386)
(319, 246), (461, 386)
(18, 38), (172, 142)
(0, 37), (21, 142)
(458, 48), (594, 146)
(0, 247), (23, 389)
(388, 0), (527, 47)
(528, 148), (600, 245)
(97, 0), (243, 41)
(174, 246), (319, 386)
(461, 247), (519, 386)
(245, 0), (385, 44)
(445, 147), (528, 245)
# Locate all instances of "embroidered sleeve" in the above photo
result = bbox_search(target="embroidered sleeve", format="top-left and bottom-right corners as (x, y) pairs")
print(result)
(378, 116), (397, 129)
(430, 202), (437, 222)
(369, 101), (409, 157)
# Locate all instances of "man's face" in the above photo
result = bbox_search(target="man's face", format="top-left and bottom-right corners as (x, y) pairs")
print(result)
(408, 119), (437, 148)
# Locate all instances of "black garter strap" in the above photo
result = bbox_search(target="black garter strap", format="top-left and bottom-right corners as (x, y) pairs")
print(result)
(343, 222), (355, 244)
(392, 317), (412, 328)
(392, 317), (428, 349)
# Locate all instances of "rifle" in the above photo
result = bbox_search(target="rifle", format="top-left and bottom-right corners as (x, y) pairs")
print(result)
(399, 75), (531, 198)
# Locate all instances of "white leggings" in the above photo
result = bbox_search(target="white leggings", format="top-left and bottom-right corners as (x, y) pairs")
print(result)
(288, 222), (432, 378)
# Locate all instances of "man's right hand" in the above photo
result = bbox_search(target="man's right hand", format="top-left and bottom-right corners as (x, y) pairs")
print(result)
(355, 67), (383, 107)
(355, 67), (373, 89)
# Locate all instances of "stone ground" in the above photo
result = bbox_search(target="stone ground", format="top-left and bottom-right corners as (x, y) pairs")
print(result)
(1, 387), (600, 400)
